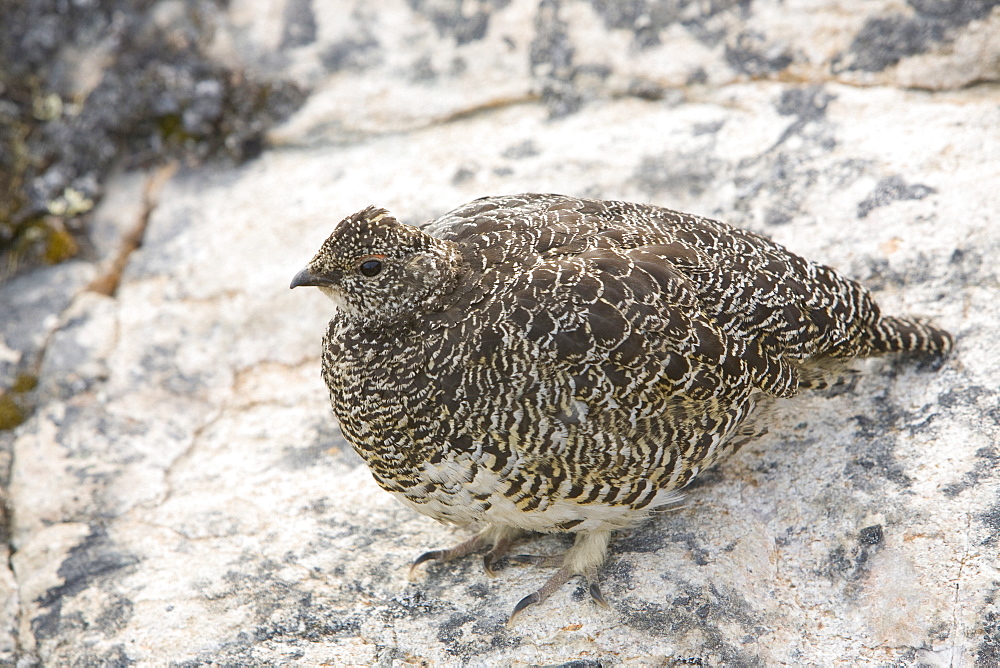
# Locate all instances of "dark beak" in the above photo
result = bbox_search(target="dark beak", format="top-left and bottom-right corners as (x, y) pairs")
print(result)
(290, 267), (338, 289)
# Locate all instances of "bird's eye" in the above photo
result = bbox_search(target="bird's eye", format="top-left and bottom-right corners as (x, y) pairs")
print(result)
(359, 259), (382, 277)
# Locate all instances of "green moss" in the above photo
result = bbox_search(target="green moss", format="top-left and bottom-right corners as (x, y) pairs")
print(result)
(0, 394), (25, 431)
(157, 112), (197, 146)
(12, 374), (38, 393)
(0, 83), (31, 255)
(43, 223), (79, 264)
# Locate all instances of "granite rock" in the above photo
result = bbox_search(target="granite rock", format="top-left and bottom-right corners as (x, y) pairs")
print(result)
(3, 0), (999, 665)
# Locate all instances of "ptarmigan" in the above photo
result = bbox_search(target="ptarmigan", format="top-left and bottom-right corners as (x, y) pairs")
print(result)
(290, 194), (952, 621)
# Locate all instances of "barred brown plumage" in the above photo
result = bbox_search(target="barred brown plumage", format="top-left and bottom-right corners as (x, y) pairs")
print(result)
(290, 193), (952, 621)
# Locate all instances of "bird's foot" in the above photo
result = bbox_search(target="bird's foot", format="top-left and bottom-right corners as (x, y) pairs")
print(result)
(506, 530), (612, 624)
(411, 526), (614, 622)
(409, 524), (523, 581)
(507, 564), (608, 625)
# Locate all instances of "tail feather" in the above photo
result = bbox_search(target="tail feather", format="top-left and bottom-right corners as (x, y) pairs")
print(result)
(796, 359), (860, 390)
(866, 316), (953, 356)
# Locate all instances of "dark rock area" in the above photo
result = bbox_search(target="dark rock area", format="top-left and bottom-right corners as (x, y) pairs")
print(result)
(0, 0), (306, 281)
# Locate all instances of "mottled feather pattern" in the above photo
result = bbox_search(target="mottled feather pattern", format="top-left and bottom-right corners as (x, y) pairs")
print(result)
(294, 193), (952, 616)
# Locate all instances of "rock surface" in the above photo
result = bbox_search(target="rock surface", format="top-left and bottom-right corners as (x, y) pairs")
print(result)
(2, 0), (999, 665)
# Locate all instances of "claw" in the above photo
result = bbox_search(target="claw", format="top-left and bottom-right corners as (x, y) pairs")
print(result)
(409, 549), (447, 580)
(483, 552), (499, 578)
(480, 529), (522, 577)
(506, 564), (574, 623)
(509, 554), (543, 565)
(413, 549), (446, 568)
(410, 526), (524, 581)
(508, 591), (541, 625)
(589, 581), (609, 608)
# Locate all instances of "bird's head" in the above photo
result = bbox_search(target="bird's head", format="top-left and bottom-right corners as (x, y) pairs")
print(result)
(291, 206), (464, 327)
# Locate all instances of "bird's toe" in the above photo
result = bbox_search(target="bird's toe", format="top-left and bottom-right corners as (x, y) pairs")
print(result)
(508, 553), (563, 567)
(587, 575), (609, 608)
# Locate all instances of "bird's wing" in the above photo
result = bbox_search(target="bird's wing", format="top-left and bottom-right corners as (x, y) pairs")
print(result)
(453, 195), (876, 363)
(504, 242), (801, 401)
